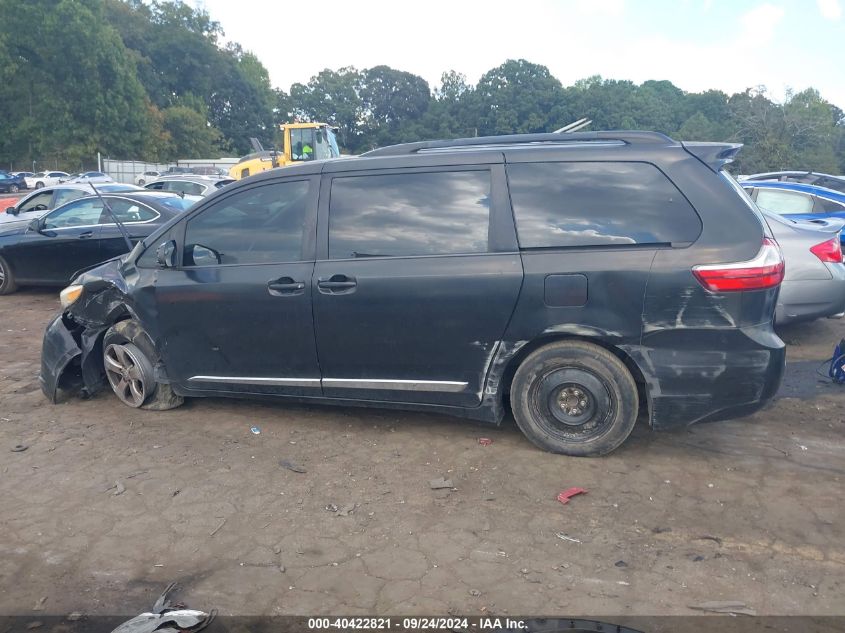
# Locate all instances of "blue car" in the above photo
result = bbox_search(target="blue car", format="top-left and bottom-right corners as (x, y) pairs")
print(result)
(0, 171), (27, 193)
(741, 181), (845, 240)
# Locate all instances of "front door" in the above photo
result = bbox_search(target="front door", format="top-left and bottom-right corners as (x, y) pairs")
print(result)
(312, 165), (523, 408)
(10, 197), (104, 284)
(149, 177), (322, 397)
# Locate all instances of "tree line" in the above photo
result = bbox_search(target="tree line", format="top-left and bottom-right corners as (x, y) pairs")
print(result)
(1, 0), (843, 175)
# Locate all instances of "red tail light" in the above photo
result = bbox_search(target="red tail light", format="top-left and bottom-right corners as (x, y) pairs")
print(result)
(810, 237), (843, 263)
(692, 238), (785, 292)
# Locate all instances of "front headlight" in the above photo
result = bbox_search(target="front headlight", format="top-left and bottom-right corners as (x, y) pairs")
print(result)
(59, 284), (83, 308)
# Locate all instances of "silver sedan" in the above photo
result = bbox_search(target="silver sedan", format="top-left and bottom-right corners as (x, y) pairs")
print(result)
(764, 210), (845, 324)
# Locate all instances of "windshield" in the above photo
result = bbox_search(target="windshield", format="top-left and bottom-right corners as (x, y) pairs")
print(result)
(324, 127), (341, 158)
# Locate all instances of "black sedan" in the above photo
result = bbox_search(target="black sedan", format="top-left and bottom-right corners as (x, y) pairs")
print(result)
(0, 171), (27, 193)
(0, 191), (198, 294)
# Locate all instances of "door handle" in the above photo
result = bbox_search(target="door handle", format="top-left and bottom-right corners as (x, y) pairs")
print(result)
(267, 277), (305, 296)
(317, 275), (357, 294)
(78, 231), (94, 239)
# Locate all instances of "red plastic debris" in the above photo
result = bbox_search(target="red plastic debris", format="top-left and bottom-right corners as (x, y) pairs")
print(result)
(478, 437), (493, 446)
(556, 487), (588, 504)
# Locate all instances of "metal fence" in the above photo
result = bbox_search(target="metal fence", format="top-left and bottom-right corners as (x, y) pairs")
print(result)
(103, 158), (240, 184)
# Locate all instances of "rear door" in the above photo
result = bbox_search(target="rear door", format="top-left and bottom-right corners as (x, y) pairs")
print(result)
(312, 162), (523, 407)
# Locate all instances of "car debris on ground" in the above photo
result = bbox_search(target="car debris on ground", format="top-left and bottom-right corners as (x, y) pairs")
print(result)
(428, 477), (453, 489)
(557, 487), (588, 504)
(110, 582), (214, 633)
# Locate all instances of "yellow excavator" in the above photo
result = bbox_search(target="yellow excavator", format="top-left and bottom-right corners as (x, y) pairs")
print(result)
(229, 122), (341, 180)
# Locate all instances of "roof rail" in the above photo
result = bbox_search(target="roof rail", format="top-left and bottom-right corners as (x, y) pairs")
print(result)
(362, 130), (676, 157)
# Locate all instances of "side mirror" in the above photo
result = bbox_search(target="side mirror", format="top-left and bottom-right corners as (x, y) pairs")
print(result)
(28, 218), (43, 232)
(5, 206), (17, 215)
(155, 240), (177, 268)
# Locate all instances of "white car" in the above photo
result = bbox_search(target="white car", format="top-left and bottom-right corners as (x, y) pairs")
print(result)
(66, 171), (114, 184)
(1, 183), (141, 224)
(25, 171), (69, 189)
(144, 175), (234, 197)
(135, 171), (162, 186)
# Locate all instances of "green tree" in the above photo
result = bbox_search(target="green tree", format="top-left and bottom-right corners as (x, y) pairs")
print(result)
(473, 59), (566, 135)
(161, 105), (224, 159)
(290, 67), (364, 150)
(1, 0), (153, 168)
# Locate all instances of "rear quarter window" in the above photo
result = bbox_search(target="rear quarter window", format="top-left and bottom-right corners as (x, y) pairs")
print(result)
(507, 161), (702, 248)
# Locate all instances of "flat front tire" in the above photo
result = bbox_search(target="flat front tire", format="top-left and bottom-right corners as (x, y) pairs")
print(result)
(510, 340), (639, 457)
(102, 320), (184, 410)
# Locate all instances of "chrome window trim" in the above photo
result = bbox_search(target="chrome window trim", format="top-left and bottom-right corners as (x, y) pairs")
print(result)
(41, 196), (162, 231)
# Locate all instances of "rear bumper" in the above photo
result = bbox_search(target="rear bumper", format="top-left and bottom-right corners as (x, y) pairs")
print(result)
(632, 323), (786, 430)
(776, 265), (845, 324)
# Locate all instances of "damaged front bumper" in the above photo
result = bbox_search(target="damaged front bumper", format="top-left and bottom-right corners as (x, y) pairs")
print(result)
(39, 312), (107, 402)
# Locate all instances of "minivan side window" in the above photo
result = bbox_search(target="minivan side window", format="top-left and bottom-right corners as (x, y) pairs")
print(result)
(183, 180), (310, 266)
(328, 170), (491, 259)
(507, 162), (702, 248)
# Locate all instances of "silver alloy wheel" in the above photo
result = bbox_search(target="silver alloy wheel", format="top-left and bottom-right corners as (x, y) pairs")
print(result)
(104, 343), (150, 407)
(0, 261), (5, 285)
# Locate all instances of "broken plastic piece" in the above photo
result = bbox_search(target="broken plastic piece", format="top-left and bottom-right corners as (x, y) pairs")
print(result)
(478, 437), (493, 446)
(556, 487), (588, 504)
(279, 459), (306, 473)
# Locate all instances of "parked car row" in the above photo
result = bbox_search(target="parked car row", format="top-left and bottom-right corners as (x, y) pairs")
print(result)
(0, 171), (28, 193)
(0, 190), (200, 294)
(3, 169), (232, 193)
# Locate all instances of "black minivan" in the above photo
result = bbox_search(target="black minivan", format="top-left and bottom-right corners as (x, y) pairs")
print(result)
(41, 131), (786, 456)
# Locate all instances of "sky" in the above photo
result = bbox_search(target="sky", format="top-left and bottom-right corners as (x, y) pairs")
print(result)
(194, 0), (845, 109)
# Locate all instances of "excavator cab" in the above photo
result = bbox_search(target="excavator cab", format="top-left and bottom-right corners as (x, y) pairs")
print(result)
(229, 123), (340, 180)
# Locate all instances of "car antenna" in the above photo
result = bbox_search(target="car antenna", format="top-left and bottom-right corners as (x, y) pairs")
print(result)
(89, 183), (133, 251)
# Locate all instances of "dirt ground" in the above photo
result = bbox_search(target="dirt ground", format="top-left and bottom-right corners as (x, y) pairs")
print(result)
(0, 288), (843, 619)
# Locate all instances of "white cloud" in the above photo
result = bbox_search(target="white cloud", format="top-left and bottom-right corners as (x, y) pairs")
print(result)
(573, 0), (626, 17)
(739, 3), (786, 48)
(817, 0), (842, 19)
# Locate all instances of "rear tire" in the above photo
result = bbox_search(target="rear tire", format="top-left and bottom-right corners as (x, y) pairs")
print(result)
(510, 340), (639, 456)
(102, 320), (184, 410)
(137, 179), (145, 185)
(9, 185), (18, 193)
(0, 256), (18, 295)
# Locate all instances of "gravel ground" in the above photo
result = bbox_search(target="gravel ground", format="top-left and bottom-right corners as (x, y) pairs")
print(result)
(0, 288), (843, 618)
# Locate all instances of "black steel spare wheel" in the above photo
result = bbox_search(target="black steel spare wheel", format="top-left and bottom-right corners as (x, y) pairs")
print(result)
(104, 342), (153, 407)
(511, 340), (639, 456)
(534, 368), (611, 437)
